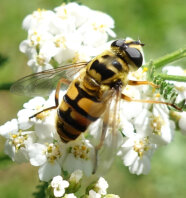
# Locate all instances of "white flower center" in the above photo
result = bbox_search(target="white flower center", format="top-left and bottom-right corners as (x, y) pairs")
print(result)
(36, 54), (46, 66)
(10, 131), (28, 151)
(92, 23), (106, 33)
(69, 142), (90, 160)
(151, 116), (165, 135)
(133, 137), (150, 158)
(54, 36), (66, 48)
(44, 143), (62, 163)
(32, 8), (45, 21)
(29, 31), (41, 47)
(57, 5), (68, 20)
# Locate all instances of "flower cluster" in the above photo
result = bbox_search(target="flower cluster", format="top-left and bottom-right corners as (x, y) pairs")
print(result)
(49, 171), (119, 198)
(20, 2), (115, 73)
(0, 1), (186, 188)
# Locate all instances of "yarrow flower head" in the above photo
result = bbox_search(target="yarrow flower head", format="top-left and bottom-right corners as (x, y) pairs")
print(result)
(0, 119), (34, 163)
(20, 2), (116, 73)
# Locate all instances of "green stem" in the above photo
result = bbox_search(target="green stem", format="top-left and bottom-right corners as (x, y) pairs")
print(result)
(0, 82), (12, 90)
(145, 47), (186, 69)
(156, 74), (186, 82)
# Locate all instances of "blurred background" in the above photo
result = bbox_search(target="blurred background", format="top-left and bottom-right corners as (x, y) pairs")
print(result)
(0, 0), (186, 197)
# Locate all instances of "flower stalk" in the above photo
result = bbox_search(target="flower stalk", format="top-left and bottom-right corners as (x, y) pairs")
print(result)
(155, 73), (186, 82)
(144, 47), (186, 69)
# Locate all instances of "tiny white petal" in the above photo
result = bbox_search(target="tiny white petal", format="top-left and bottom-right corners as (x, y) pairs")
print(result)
(0, 119), (18, 138)
(28, 143), (47, 166)
(39, 161), (61, 182)
(88, 190), (101, 198)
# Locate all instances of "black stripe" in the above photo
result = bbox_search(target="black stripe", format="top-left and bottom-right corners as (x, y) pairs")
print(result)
(75, 82), (99, 102)
(58, 108), (87, 132)
(112, 60), (122, 71)
(102, 55), (110, 59)
(63, 94), (98, 121)
(90, 60), (115, 81)
(57, 121), (79, 141)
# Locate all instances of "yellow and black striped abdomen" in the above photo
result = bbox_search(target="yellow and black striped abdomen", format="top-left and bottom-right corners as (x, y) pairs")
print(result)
(56, 80), (106, 143)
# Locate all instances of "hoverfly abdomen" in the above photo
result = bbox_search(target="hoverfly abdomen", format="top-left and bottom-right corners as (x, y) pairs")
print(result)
(56, 80), (106, 142)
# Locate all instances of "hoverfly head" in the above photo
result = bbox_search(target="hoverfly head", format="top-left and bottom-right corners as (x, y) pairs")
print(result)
(111, 38), (145, 71)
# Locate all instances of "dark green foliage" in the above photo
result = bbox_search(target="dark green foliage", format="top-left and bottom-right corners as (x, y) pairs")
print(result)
(32, 181), (49, 198)
(0, 153), (13, 169)
(0, 53), (8, 68)
(0, 82), (13, 90)
(62, 0), (83, 4)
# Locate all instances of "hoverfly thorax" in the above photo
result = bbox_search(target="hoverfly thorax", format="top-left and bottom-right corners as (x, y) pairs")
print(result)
(111, 39), (144, 72)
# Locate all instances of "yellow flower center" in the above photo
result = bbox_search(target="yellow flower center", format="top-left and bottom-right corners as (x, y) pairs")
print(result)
(44, 143), (62, 163)
(70, 142), (90, 160)
(92, 23), (106, 33)
(133, 137), (150, 158)
(35, 105), (50, 120)
(151, 116), (165, 135)
(36, 55), (46, 66)
(10, 131), (28, 151)
(54, 36), (66, 48)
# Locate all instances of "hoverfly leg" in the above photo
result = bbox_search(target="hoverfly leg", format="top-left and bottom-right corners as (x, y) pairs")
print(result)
(128, 80), (159, 88)
(29, 78), (71, 119)
(121, 93), (182, 111)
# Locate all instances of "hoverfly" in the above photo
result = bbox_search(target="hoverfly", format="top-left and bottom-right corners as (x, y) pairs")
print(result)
(11, 38), (180, 173)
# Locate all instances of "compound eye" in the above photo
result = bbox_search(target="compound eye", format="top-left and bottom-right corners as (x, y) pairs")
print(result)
(125, 47), (143, 67)
(111, 40), (125, 48)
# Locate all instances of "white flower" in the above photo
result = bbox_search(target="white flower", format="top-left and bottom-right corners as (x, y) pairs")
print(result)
(94, 177), (108, 195)
(78, 10), (116, 47)
(28, 141), (65, 181)
(88, 190), (101, 198)
(118, 132), (156, 175)
(20, 2), (116, 72)
(162, 66), (186, 135)
(104, 195), (120, 198)
(69, 169), (83, 183)
(134, 105), (175, 146)
(17, 96), (47, 129)
(27, 47), (54, 73)
(178, 112), (186, 135)
(120, 85), (143, 120)
(63, 137), (95, 176)
(51, 175), (69, 197)
(163, 65), (186, 101)
(63, 194), (77, 198)
(22, 9), (56, 31)
(0, 119), (34, 163)
(17, 95), (57, 141)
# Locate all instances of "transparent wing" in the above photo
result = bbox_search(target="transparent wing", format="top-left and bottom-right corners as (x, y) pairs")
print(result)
(87, 89), (122, 175)
(10, 62), (87, 97)
(97, 90), (121, 175)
